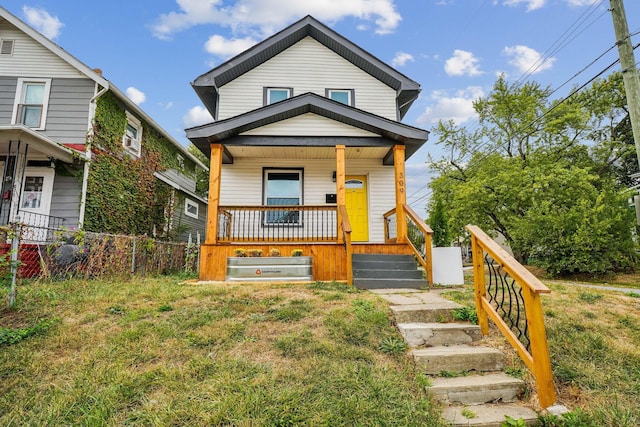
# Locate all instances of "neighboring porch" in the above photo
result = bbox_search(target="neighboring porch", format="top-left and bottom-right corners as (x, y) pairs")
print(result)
(0, 125), (88, 238)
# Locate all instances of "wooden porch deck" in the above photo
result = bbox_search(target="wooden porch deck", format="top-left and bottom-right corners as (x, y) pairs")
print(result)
(199, 242), (413, 282)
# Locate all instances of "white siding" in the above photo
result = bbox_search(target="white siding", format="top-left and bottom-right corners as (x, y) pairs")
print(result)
(220, 158), (395, 243)
(0, 22), (87, 78)
(240, 113), (379, 137)
(218, 37), (397, 120)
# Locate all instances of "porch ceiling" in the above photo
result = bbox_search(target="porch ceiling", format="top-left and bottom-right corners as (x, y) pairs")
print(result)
(226, 145), (390, 160)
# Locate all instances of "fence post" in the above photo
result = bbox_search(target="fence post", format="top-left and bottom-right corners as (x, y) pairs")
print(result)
(8, 221), (21, 308)
(523, 288), (557, 407)
(131, 237), (137, 274)
(470, 234), (489, 335)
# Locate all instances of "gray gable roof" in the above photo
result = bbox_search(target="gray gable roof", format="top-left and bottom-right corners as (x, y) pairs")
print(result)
(186, 92), (429, 164)
(191, 15), (421, 120)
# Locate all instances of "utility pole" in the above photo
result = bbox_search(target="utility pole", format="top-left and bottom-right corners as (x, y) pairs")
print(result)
(609, 0), (640, 167)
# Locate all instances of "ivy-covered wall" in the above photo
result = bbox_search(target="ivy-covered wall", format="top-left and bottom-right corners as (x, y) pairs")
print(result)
(84, 91), (203, 239)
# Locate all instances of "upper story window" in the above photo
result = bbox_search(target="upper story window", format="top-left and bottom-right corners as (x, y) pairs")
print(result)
(265, 87), (292, 105)
(326, 89), (354, 106)
(12, 78), (51, 130)
(122, 112), (142, 157)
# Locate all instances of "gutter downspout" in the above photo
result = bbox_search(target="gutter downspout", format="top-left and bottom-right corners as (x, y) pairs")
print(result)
(78, 81), (109, 228)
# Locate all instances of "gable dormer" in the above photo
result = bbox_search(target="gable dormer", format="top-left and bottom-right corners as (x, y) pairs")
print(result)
(191, 16), (420, 123)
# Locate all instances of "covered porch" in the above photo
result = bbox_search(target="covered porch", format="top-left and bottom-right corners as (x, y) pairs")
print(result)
(198, 143), (433, 284)
(0, 125), (88, 241)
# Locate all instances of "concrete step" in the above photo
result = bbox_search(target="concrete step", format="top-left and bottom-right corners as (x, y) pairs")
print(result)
(398, 322), (482, 348)
(413, 345), (504, 374)
(442, 404), (539, 427)
(389, 301), (461, 323)
(353, 278), (428, 290)
(428, 373), (524, 405)
(354, 268), (423, 279)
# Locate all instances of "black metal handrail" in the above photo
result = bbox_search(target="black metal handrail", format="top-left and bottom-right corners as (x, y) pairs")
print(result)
(15, 210), (66, 242)
(217, 205), (338, 242)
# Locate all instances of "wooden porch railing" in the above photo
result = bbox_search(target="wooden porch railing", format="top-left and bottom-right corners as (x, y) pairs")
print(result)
(338, 205), (353, 285)
(383, 205), (433, 285)
(466, 225), (556, 408)
(217, 205), (337, 242)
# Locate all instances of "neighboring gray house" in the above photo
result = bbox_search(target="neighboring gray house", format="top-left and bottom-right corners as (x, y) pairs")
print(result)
(0, 6), (208, 241)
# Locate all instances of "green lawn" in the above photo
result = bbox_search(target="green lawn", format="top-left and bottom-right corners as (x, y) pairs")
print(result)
(1, 277), (445, 426)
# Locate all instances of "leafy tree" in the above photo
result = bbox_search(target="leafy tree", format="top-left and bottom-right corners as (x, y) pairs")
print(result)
(429, 74), (636, 275)
(428, 197), (451, 247)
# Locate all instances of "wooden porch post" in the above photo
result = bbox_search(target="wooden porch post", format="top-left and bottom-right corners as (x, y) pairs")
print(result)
(393, 145), (407, 243)
(205, 143), (223, 245)
(336, 145), (346, 244)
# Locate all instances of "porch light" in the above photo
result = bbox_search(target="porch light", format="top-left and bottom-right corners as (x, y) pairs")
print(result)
(332, 171), (336, 182)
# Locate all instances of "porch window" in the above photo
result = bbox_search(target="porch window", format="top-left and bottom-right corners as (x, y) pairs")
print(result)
(263, 169), (302, 224)
(12, 78), (51, 129)
(326, 89), (354, 106)
(265, 87), (292, 105)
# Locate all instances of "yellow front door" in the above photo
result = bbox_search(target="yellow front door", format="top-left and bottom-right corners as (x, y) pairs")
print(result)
(345, 175), (369, 242)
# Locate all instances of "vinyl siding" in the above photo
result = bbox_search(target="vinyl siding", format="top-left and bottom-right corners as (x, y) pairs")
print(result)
(43, 78), (94, 145)
(0, 76), (16, 124)
(175, 193), (206, 242)
(0, 21), (87, 78)
(219, 158), (394, 243)
(240, 113), (379, 137)
(218, 37), (397, 121)
(49, 174), (81, 228)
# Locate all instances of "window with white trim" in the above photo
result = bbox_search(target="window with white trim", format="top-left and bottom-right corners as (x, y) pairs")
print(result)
(12, 78), (51, 129)
(263, 168), (302, 224)
(265, 87), (292, 105)
(326, 89), (354, 106)
(184, 198), (199, 219)
(122, 112), (142, 157)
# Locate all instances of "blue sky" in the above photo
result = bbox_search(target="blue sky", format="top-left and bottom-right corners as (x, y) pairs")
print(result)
(3, 0), (639, 213)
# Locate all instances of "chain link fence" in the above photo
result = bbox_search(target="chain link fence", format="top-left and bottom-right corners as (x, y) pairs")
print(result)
(1, 220), (200, 283)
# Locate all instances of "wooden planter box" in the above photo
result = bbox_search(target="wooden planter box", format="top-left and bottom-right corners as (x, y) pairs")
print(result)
(226, 256), (312, 282)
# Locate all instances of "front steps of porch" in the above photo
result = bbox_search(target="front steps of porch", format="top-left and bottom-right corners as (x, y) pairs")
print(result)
(373, 289), (539, 427)
(352, 253), (428, 289)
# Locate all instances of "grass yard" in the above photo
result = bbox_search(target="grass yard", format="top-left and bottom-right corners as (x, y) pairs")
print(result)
(443, 276), (640, 427)
(0, 277), (445, 426)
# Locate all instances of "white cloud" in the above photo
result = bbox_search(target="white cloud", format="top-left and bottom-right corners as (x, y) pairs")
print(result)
(159, 101), (174, 110)
(502, 0), (546, 11)
(205, 34), (258, 58)
(152, 0), (401, 42)
(503, 45), (555, 74)
(417, 86), (484, 126)
(125, 87), (146, 105)
(183, 106), (213, 127)
(22, 6), (64, 40)
(391, 52), (414, 67)
(444, 50), (482, 76)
